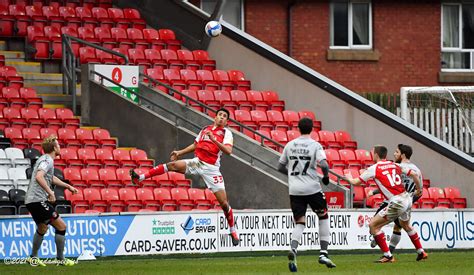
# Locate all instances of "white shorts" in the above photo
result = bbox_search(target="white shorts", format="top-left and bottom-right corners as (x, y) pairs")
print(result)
(377, 192), (412, 222)
(184, 157), (225, 192)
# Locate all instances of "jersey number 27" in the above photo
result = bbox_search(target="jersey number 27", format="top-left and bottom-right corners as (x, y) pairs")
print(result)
(289, 156), (311, 176)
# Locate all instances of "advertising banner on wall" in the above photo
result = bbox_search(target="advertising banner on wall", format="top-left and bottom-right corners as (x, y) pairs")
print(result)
(0, 210), (472, 259)
(93, 64), (139, 103)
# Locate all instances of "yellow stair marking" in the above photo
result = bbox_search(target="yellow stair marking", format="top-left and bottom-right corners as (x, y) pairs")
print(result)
(118, 147), (136, 151)
(5, 61), (41, 66)
(43, 104), (66, 109)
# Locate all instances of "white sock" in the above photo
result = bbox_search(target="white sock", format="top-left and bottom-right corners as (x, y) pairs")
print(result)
(139, 174), (145, 180)
(291, 223), (305, 251)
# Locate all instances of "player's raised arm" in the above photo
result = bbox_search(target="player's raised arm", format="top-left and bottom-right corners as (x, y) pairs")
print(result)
(170, 143), (196, 161)
(207, 130), (233, 155)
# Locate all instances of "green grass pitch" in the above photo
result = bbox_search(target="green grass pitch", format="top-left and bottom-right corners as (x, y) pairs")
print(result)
(1, 250), (473, 274)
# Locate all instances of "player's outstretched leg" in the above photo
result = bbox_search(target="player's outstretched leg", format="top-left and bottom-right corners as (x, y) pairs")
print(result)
(288, 221), (304, 272)
(317, 213), (336, 268)
(399, 219), (428, 261)
(28, 224), (47, 267)
(214, 190), (239, 246)
(370, 216), (394, 263)
(288, 248), (297, 272)
(130, 164), (168, 184)
(51, 218), (75, 267)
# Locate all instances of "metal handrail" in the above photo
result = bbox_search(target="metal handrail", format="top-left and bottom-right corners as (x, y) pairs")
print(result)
(61, 34), (129, 114)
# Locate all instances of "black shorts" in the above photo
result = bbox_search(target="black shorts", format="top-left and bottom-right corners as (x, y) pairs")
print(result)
(290, 192), (327, 220)
(375, 201), (401, 228)
(26, 201), (59, 225)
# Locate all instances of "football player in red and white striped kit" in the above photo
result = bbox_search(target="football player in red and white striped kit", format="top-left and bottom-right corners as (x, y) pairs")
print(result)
(346, 145), (423, 263)
(130, 108), (240, 246)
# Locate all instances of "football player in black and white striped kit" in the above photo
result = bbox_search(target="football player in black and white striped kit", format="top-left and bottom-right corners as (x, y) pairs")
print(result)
(278, 117), (336, 272)
(369, 144), (428, 261)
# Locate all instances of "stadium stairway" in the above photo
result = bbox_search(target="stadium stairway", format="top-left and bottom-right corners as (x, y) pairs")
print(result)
(0, 41), (80, 110)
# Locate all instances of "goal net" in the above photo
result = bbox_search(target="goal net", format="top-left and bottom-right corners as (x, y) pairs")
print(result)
(400, 86), (474, 155)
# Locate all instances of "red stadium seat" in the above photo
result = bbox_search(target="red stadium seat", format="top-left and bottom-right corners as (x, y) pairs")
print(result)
(128, 48), (151, 68)
(168, 171), (191, 188)
(163, 68), (187, 92)
(180, 90), (202, 112)
(100, 188), (125, 212)
(2, 87), (26, 108)
(136, 188), (160, 210)
(0, 6), (14, 36)
(59, 6), (81, 28)
(324, 149), (345, 169)
(187, 188), (211, 209)
(443, 186), (466, 208)
(64, 167), (87, 188)
(213, 90), (237, 111)
(170, 187), (194, 210)
(129, 148), (154, 168)
(22, 127), (41, 148)
(254, 129), (277, 150)
(354, 149), (375, 168)
(179, 69), (202, 91)
(91, 7), (114, 29)
(428, 187), (446, 204)
(338, 149), (361, 169)
(43, 6), (63, 29)
(318, 130), (341, 149)
(57, 127), (81, 149)
(82, 188), (107, 212)
(78, 148), (102, 169)
(81, 168), (104, 188)
(79, 47), (101, 64)
(196, 70), (220, 91)
(282, 110), (300, 129)
(286, 130), (301, 141)
(161, 49), (185, 70)
(94, 27), (116, 49)
(158, 29), (181, 51)
(76, 7), (98, 29)
(110, 27), (133, 51)
(92, 128), (116, 148)
(227, 70), (251, 91)
(55, 108), (80, 129)
(334, 130), (357, 150)
(26, 5), (47, 29)
(192, 50), (216, 71)
(250, 110), (273, 131)
(245, 90), (269, 111)
(270, 130), (288, 148)
(234, 109), (257, 136)
(9, 4), (29, 36)
(115, 167), (134, 186)
(142, 28), (166, 51)
(39, 127), (58, 140)
(4, 127), (27, 149)
(261, 90), (285, 111)
(212, 70), (234, 91)
(60, 147), (83, 168)
(4, 107), (27, 129)
(27, 26), (49, 59)
(353, 185), (365, 208)
(96, 148), (119, 168)
(113, 149), (136, 167)
(197, 90), (220, 112)
(123, 8), (146, 30)
(19, 87), (42, 110)
(177, 50), (201, 71)
(153, 188), (177, 211)
(118, 187), (143, 211)
(230, 90), (253, 111)
(65, 189), (89, 213)
(266, 110), (289, 131)
(107, 8), (129, 29)
(76, 128), (100, 148)
(153, 173), (175, 190)
(98, 168), (122, 188)
(78, 27), (100, 44)
(127, 28), (149, 50)
(144, 49), (167, 69)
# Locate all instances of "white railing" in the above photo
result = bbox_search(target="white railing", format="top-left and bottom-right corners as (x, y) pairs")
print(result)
(397, 107), (474, 154)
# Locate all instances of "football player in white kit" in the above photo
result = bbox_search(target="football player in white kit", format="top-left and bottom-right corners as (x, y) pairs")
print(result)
(278, 117), (336, 272)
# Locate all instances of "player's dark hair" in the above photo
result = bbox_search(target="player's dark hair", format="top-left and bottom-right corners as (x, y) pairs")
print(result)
(397, 144), (413, 159)
(373, 145), (388, 159)
(298, 117), (313, 135)
(42, 135), (58, 153)
(216, 108), (230, 119)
